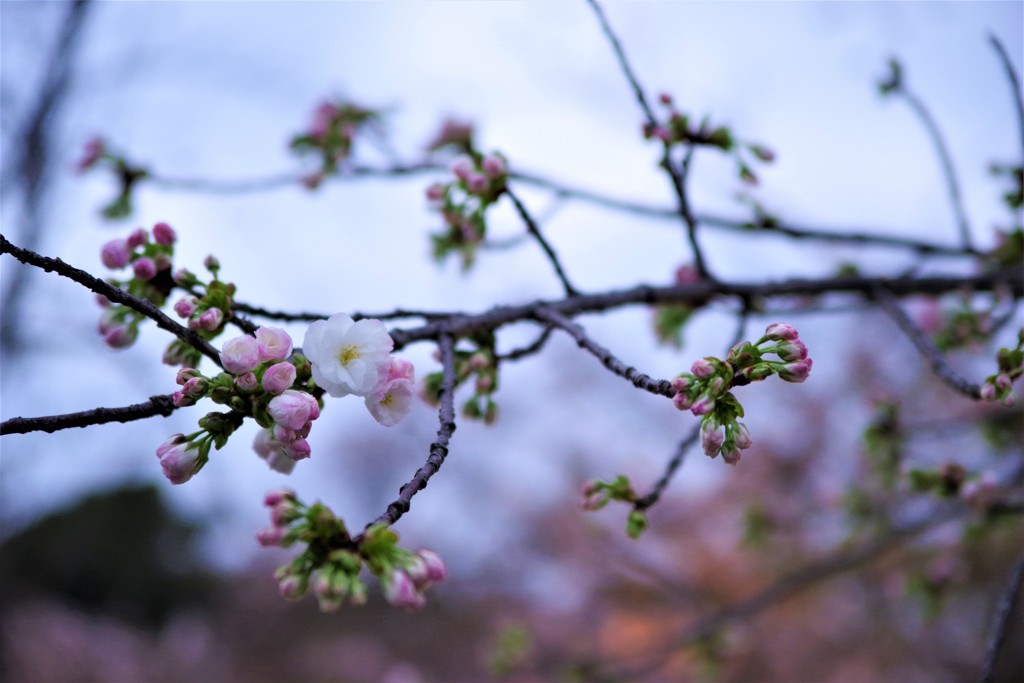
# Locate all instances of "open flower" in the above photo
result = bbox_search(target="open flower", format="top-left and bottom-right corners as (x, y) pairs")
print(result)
(303, 313), (394, 397)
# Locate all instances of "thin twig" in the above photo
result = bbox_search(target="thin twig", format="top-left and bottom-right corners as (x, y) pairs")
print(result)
(893, 78), (973, 251)
(534, 307), (674, 398)
(873, 287), (982, 399)
(635, 426), (701, 511)
(979, 554), (1024, 683)
(496, 325), (554, 362)
(988, 34), (1024, 167)
(584, 0), (711, 278)
(0, 234), (222, 366)
(362, 332), (458, 531)
(1, 394), (178, 435)
(505, 188), (579, 297)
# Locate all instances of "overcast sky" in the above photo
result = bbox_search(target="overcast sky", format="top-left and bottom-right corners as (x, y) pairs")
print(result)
(2, 1), (1021, 587)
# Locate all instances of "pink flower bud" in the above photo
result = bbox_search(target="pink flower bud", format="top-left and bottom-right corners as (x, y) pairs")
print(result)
(658, 92), (673, 105)
(173, 297), (198, 318)
(733, 423), (753, 450)
(425, 183), (447, 201)
(220, 334), (261, 374)
(481, 155), (506, 178)
(263, 488), (296, 507)
(235, 372), (259, 392)
(417, 549), (447, 583)
(157, 433), (188, 459)
(451, 155), (474, 180)
(278, 574), (306, 600)
(173, 268), (196, 287)
(691, 358), (716, 379)
(721, 446), (742, 466)
(152, 221), (176, 245)
(778, 358), (813, 383)
(103, 324), (137, 349)
(171, 391), (193, 407)
(764, 322), (799, 341)
(467, 172), (489, 194)
(980, 384), (997, 401)
(675, 264), (700, 285)
(690, 395), (715, 416)
(995, 374), (1013, 391)
(158, 440), (201, 485)
(269, 389), (318, 430)
(384, 569), (426, 609)
(284, 438), (311, 461)
(76, 136), (104, 172)
(182, 376), (208, 398)
(100, 239), (131, 269)
(132, 257), (157, 281)
(672, 392), (693, 411)
(95, 293), (111, 309)
(652, 126), (672, 143)
(262, 362), (297, 395)
(204, 255), (220, 271)
(176, 367), (200, 385)
(701, 422), (725, 457)
(255, 527), (287, 547)
(126, 228), (148, 249)
(670, 375), (692, 393)
(153, 254), (172, 271)
(776, 339), (808, 362)
(198, 308), (224, 331)
(255, 327), (293, 361)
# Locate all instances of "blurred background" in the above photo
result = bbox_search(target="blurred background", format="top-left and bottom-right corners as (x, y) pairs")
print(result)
(2, 2), (1022, 681)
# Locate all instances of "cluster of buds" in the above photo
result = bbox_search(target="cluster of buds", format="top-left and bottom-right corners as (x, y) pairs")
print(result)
(258, 494), (446, 612)
(579, 475), (648, 538)
(76, 137), (148, 219)
(153, 410), (242, 485)
(672, 322), (812, 464)
(979, 329), (1023, 407)
(643, 92), (774, 185)
(932, 305), (994, 352)
(422, 341), (499, 424)
(96, 222), (178, 349)
(425, 151), (508, 269)
(165, 257), (234, 367)
(290, 99), (382, 186)
(162, 326), (323, 479)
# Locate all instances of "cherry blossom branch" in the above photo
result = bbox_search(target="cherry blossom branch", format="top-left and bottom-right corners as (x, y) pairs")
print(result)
(0, 394), (177, 435)
(125, 156), (982, 257)
(585, 0), (712, 279)
(872, 286), (982, 399)
(979, 554), (1024, 683)
(362, 332), (458, 531)
(988, 34), (1024, 165)
(533, 307), (675, 398)
(887, 65), (974, 251)
(233, 300), (453, 323)
(390, 269), (1023, 351)
(0, 233), (222, 365)
(504, 187), (579, 297)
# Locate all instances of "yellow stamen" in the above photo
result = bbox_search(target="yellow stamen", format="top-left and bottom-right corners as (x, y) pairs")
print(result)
(338, 345), (360, 366)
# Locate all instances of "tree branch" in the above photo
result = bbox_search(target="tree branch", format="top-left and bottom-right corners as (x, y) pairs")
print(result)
(988, 34), (1024, 168)
(534, 307), (675, 398)
(1, 395), (178, 435)
(634, 426), (700, 511)
(979, 554), (1024, 683)
(0, 233), (223, 366)
(891, 73), (974, 251)
(505, 187), (579, 297)
(362, 332), (458, 531)
(873, 286), (982, 399)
